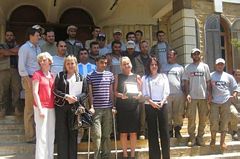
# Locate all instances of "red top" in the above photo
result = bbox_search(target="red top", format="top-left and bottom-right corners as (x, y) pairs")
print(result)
(32, 70), (55, 108)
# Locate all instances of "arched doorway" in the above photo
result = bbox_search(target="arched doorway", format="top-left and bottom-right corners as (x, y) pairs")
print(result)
(220, 17), (232, 73)
(7, 5), (46, 44)
(55, 8), (95, 43)
(232, 19), (240, 69)
(205, 14), (232, 72)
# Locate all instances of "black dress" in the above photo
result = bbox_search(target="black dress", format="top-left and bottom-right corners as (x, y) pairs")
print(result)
(116, 73), (139, 133)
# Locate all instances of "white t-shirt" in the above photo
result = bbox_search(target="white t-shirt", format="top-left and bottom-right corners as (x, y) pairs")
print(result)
(182, 62), (211, 99)
(162, 63), (184, 95)
(211, 71), (238, 104)
(142, 73), (170, 103)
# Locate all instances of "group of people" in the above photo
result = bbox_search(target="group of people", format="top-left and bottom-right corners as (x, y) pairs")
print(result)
(0, 24), (239, 159)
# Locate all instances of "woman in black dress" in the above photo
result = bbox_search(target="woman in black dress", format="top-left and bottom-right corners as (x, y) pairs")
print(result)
(114, 56), (142, 159)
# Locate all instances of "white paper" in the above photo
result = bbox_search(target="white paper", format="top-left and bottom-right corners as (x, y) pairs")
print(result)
(124, 82), (139, 95)
(69, 81), (83, 97)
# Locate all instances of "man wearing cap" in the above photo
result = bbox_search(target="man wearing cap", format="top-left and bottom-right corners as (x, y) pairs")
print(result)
(18, 27), (41, 143)
(182, 48), (211, 147)
(40, 28), (57, 56)
(209, 58), (238, 151)
(150, 30), (170, 71)
(122, 40), (139, 72)
(32, 25), (45, 46)
(97, 33), (109, 56)
(65, 25), (83, 57)
(107, 29), (126, 52)
(85, 26), (101, 50)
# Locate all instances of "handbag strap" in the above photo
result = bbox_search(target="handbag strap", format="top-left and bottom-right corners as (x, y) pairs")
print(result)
(148, 77), (152, 99)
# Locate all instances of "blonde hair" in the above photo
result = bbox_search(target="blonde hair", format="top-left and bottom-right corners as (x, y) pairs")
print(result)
(63, 55), (79, 73)
(37, 52), (53, 65)
(120, 56), (132, 70)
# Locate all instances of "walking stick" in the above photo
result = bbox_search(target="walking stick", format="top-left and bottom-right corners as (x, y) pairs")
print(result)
(112, 113), (118, 159)
(87, 127), (91, 159)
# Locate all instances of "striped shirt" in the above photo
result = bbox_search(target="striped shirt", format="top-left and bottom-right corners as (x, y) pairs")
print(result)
(87, 70), (114, 108)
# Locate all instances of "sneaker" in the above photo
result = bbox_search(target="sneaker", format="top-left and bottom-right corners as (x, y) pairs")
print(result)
(187, 138), (196, 147)
(139, 135), (145, 140)
(232, 132), (239, 141)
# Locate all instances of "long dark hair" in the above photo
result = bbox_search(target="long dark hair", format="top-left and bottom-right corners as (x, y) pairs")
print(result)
(145, 56), (161, 78)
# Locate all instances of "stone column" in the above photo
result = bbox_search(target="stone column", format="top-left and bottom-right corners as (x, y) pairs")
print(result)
(171, 1), (196, 65)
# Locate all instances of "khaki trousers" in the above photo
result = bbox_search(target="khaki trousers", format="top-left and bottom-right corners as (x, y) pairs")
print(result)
(210, 101), (231, 133)
(0, 68), (21, 115)
(187, 99), (209, 139)
(168, 94), (185, 129)
(22, 77), (35, 141)
(92, 108), (112, 159)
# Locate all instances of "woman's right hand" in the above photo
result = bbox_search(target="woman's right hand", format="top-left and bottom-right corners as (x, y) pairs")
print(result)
(149, 101), (161, 109)
(89, 107), (95, 114)
(65, 94), (78, 104)
(39, 107), (45, 118)
(121, 93), (128, 99)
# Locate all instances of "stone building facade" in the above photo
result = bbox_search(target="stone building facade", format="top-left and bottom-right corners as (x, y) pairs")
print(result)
(0, 0), (239, 72)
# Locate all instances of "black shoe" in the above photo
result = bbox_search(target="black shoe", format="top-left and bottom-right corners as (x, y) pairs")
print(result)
(174, 126), (182, 138)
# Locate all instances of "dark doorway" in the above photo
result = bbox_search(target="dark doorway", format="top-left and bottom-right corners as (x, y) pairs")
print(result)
(7, 5), (46, 45)
(58, 8), (95, 44)
(7, 6), (95, 46)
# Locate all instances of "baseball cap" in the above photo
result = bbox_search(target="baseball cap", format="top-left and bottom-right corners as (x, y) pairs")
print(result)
(32, 25), (45, 34)
(113, 28), (122, 34)
(215, 58), (225, 64)
(67, 25), (78, 32)
(126, 40), (135, 49)
(191, 48), (201, 54)
(97, 33), (106, 40)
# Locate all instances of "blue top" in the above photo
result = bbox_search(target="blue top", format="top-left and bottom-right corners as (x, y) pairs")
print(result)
(78, 62), (96, 77)
(18, 41), (41, 76)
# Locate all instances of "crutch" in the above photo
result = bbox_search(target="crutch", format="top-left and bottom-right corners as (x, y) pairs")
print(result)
(87, 127), (91, 159)
(112, 113), (118, 159)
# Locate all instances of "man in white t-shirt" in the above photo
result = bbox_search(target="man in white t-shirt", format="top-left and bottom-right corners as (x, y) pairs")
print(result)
(51, 41), (67, 77)
(209, 58), (238, 151)
(78, 48), (96, 77)
(183, 48), (211, 147)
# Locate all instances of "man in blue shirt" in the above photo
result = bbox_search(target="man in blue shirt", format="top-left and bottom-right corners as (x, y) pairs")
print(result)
(18, 27), (41, 143)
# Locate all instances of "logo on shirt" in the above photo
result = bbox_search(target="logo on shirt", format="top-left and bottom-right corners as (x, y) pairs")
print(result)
(190, 72), (204, 77)
(167, 71), (178, 76)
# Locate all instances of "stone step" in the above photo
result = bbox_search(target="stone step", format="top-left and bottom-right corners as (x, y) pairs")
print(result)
(172, 152), (240, 159)
(1, 153), (240, 159)
(0, 134), (25, 143)
(77, 134), (232, 151)
(0, 116), (23, 124)
(1, 141), (240, 159)
(0, 124), (24, 135)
